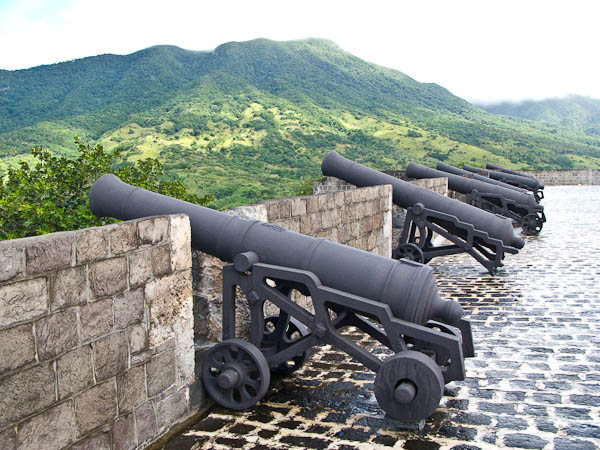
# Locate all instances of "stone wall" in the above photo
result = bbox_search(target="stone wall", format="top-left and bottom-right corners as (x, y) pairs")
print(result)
(521, 169), (600, 186)
(313, 176), (448, 251)
(0, 215), (204, 450)
(192, 185), (393, 343)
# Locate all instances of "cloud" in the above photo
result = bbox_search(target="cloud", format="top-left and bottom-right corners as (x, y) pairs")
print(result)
(1, 0), (599, 102)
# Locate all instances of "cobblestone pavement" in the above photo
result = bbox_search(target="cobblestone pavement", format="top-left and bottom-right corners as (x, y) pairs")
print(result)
(164, 186), (600, 450)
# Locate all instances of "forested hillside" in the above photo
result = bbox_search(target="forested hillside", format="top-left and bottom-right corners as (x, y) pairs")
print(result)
(480, 95), (600, 137)
(2, 38), (600, 208)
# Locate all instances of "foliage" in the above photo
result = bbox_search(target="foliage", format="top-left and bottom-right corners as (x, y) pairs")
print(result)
(1, 39), (600, 210)
(0, 138), (213, 239)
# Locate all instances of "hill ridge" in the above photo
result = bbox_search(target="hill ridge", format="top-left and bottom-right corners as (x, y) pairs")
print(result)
(1, 38), (599, 208)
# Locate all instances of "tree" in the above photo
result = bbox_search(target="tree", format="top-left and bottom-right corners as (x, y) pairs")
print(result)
(0, 138), (214, 240)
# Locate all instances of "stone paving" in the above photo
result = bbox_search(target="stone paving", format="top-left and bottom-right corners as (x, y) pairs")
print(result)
(163, 186), (600, 450)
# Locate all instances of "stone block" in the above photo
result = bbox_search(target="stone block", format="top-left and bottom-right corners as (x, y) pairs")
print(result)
(89, 257), (128, 298)
(156, 388), (188, 431)
(317, 194), (328, 211)
(80, 298), (113, 342)
(138, 217), (169, 246)
(344, 190), (353, 204)
(266, 202), (279, 221)
(129, 249), (152, 288)
(0, 323), (36, 375)
(117, 366), (146, 414)
(322, 211), (332, 229)
(309, 213), (321, 233)
(335, 191), (344, 207)
(0, 426), (16, 450)
(136, 402), (157, 444)
(25, 234), (73, 276)
(291, 198), (307, 217)
(0, 246), (23, 282)
(146, 350), (176, 397)
(50, 265), (87, 310)
(0, 277), (48, 327)
(36, 309), (79, 361)
(74, 381), (117, 436)
(76, 228), (109, 263)
(279, 199), (292, 218)
(113, 413), (136, 450)
(299, 215), (311, 235)
(17, 401), (76, 450)
(110, 221), (138, 255)
(145, 270), (192, 348)
(128, 323), (148, 354)
(170, 215), (191, 272)
(0, 363), (56, 425)
(173, 301), (194, 388)
(57, 346), (94, 399)
(94, 332), (128, 382)
(71, 430), (111, 450)
(306, 196), (318, 214)
(288, 218), (301, 233)
(114, 288), (144, 329)
(152, 245), (172, 278)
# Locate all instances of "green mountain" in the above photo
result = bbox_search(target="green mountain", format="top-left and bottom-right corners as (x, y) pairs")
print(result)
(2, 38), (600, 208)
(480, 95), (600, 136)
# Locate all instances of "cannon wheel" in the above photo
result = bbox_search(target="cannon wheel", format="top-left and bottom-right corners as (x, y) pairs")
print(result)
(522, 213), (543, 235)
(203, 339), (270, 410)
(374, 350), (444, 422)
(393, 243), (425, 263)
(263, 315), (311, 375)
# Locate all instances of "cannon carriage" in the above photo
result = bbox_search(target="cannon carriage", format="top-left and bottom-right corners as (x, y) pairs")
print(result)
(409, 162), (547, 235)
(89, 174), (474, 422)
(322, 151), (525, 274)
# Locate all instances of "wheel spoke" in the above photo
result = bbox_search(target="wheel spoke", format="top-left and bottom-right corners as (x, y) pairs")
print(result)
(240, 387), (253, 402)
(207, 354), (225, 372)
(245, 378), (260, 389)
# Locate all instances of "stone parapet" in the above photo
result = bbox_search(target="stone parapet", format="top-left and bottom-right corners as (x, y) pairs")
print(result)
(0, 215), (201, 450)
(313, 175), (448, 254)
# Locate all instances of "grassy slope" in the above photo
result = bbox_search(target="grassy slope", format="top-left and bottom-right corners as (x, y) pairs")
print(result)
(2, 39), (600, 208)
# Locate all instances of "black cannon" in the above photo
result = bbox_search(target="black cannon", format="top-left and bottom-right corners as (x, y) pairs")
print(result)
(463, 164), (544, 202)
(413, 162), (546, 235)
(486, 163), (537, 180)
(89, 174), (474, 422)
(321, 151), (525, 274)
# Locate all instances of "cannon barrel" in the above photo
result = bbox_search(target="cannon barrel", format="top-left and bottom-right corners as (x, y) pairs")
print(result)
(89, 174), (463, 326)
(486, 163), (537, 180)
(436, 162), (531, 196)
(321, 151), (524, 250)
(464, 164), (544, 191)
(410, 162), (538, 207)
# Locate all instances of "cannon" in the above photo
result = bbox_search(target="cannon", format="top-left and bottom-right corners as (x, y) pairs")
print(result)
(486, 163), (537, 180)
(89, 174), (474, 422)
(413, 162), (546, 235)
(463, 164), (544, 202)
(321, 151), (525, 274)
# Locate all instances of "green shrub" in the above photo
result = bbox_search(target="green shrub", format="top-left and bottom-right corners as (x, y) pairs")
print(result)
(0, 138), (214, 240)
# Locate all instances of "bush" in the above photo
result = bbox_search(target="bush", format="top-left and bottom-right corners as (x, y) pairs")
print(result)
(0, 137), (214, 240)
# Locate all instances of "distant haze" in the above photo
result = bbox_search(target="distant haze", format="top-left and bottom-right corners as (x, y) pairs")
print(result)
(1, 0), (599, 103)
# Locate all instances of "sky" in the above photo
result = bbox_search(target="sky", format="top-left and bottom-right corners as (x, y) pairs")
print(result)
(1, 0), (599, 104)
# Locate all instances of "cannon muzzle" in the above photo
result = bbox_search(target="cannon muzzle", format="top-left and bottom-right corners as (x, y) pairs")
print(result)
(89, 174), (462, 326)
(409, 162), (537, 207)
(436, 162), (531, 196)
(464, 164), (544, 191)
